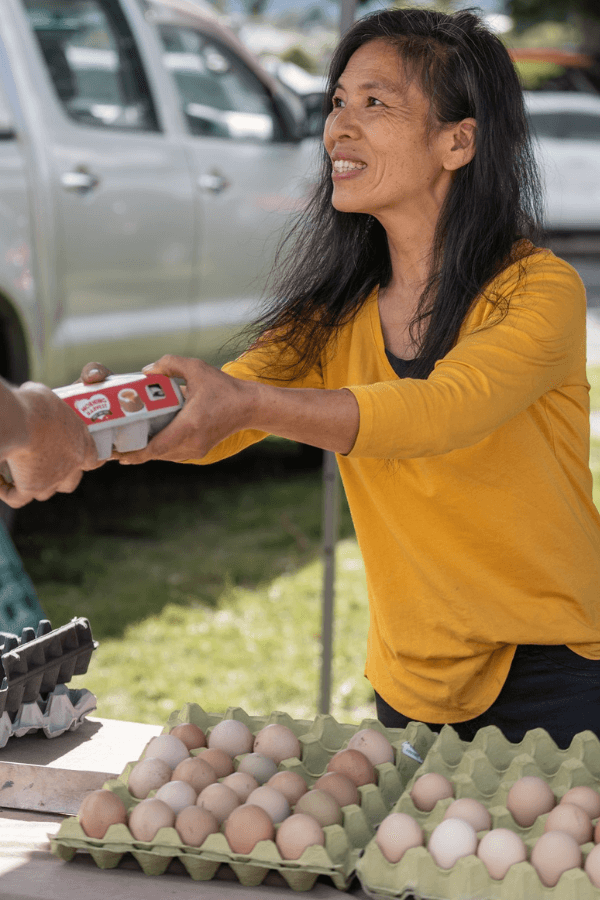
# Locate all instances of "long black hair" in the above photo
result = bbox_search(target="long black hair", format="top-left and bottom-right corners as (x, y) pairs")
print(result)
(249, 7), (544, 380)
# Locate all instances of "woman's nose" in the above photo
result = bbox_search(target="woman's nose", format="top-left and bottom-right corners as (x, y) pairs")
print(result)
(325, 104), (361, 142)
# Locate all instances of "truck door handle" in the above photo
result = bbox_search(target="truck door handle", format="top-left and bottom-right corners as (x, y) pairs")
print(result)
(60, 169), (100, 194)
(197, 171), (230, 194)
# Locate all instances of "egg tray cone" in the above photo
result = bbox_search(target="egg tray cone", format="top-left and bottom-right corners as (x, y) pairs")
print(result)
(356, 723), (600, 899)
(52, 703), (438, 891)
(0, 683), (97, 748)
(0, 617), (98, 715)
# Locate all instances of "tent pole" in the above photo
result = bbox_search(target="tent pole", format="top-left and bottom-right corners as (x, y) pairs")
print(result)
(319, 450), (340, 715)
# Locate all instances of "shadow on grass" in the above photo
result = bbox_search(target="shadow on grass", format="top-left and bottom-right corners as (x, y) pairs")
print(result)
(12, 440), (355, 640)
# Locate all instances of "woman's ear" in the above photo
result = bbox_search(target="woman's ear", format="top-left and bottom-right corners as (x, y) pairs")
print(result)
(443, 118), (477, 171)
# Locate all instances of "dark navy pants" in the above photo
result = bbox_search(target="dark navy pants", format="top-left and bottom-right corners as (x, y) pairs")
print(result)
(375, 644), (600, 749)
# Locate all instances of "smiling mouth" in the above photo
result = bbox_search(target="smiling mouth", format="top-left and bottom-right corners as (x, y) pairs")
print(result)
(332, 160), (367, 173)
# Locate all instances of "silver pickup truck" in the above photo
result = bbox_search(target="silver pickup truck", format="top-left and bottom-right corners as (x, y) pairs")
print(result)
(0, 0), (320, 388)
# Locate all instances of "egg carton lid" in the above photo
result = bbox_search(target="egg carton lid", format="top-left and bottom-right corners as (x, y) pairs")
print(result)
(0, 617), (98, 715)
(357, 724), (600, 899)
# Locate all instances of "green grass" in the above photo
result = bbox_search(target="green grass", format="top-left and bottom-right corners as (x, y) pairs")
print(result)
(13, 440), (375, 726)
(12, 368), (600, 730)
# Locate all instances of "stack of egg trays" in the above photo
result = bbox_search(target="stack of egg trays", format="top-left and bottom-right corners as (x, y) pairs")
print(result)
(52, 703), (437, 891)
(0, 616), (98, 715)
(357, 723), (600, 900)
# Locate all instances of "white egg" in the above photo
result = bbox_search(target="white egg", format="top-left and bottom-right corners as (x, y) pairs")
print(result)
(143, 734), (190, 769)
(208, 719), (254, 758)
(154, 779), (198, 814)
(237, 752), (278, 785)
(428, 817), (478, 869)
(246, 785), (290, 823)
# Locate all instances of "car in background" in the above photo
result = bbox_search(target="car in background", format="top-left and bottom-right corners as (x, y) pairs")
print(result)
(525, 91), (600, 232)
(0, 0), (319, 391)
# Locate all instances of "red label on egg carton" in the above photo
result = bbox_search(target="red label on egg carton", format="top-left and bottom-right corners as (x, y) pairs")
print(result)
(53, 373), (183, 430)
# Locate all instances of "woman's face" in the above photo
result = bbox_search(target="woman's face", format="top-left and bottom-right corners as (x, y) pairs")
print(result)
(323, 40), (467, 227)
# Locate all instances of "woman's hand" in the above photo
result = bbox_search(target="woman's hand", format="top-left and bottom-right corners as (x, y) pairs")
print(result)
(113, 355), (256, 465)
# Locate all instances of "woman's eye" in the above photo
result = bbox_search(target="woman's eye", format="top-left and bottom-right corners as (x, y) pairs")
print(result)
(367, 96), (383, 106)
(331, 96), (345, 109)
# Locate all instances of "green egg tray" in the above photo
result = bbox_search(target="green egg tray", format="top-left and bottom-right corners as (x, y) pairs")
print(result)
(51, 704), (437, 891)
(356, 724), (600, 900)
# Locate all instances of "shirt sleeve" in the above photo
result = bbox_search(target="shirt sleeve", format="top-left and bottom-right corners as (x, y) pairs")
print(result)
(346, 253), (587, 460)
(184, 332), (325, 466)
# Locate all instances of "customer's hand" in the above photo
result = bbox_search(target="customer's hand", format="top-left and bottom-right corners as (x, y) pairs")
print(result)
(0, 382), (98, 507)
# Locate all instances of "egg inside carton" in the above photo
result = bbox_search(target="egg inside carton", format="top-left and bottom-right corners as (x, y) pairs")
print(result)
(357, 723), (600, 900)
(51, 703), (437, 891)
(0, 617), (98, 748)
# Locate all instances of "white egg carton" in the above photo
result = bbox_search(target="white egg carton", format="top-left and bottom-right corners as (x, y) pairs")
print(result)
(53, 372), (184, 459)
(0, 684), (97, 748)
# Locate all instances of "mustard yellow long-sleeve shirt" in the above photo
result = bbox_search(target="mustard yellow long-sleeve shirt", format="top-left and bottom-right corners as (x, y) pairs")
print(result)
(191, 248), (600, 723)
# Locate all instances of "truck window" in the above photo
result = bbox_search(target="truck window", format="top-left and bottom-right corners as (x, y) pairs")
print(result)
(21, 0), (159, 131)
(158, 24), (281, 142)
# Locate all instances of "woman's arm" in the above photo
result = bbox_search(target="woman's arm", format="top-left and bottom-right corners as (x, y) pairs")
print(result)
(114, 355), (360, 465)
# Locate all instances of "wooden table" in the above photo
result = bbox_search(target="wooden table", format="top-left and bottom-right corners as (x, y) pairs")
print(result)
(0, 718), (371, 899)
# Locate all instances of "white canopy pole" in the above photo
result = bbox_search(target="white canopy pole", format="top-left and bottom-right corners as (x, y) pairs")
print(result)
(318, 0), (358, 717)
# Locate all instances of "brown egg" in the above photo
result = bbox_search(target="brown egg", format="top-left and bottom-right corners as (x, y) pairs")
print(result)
(584, 841), (600, 887)
(170, 723), (207, 751)
(346, 728), (394, 766)
(375, 812), (424, 863)
(477, 828), (527, 880)
(78, 789), (128, 838)
(267, 771), (308, 806)
(224, 804), (275, 854)
(544, 802), (593, 844)
(444, 798), (492, 833)
(410, 773), (454, 812)
(560, 786), (600, 820)
(276, 813), (325, 860)
(530, 831), (582, 887)
(253, 724), (301, 764)
(175, 805), (219, 847)
(294, 789), (343, 827)
(196, 782), (240, 824)
(427, 818), (478, 870)
(208, 719), (254, 758)
(506, 776), (555, 828)
(313, 772), (360, 808)
(326, 749), (376, 787)
(128, 798), (175, 842)
(223, 771), (260, 802)
(197, 747), (234, 778)
(127, 757), (173, 799)
(171, 756), (217, 794)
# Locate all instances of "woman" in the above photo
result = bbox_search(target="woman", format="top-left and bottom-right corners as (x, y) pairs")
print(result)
(88, 8), (600, 748)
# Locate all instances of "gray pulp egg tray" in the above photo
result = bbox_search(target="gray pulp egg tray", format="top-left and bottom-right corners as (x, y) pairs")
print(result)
(51, 702), (437, 891)
(356, 723), (600, 900)
(0, 617), (98, 744)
